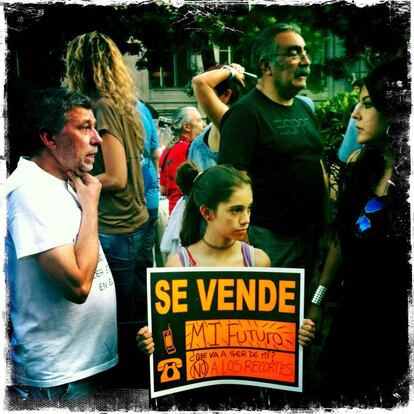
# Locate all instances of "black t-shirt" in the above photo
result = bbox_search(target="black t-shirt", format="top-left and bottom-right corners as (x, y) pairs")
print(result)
(219, 88), (324, 235)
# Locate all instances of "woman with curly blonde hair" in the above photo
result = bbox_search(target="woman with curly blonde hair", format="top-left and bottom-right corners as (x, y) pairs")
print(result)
(65, 32), (148, 328)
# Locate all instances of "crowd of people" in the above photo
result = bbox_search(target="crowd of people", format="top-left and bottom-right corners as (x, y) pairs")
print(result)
(5, 22), (410, 411)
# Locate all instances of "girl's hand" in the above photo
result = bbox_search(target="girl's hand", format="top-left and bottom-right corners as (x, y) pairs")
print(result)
(136, 326), (155, 355)
(298, 319), (316, 347)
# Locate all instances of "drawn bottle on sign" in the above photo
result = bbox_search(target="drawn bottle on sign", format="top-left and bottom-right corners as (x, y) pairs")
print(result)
(163, 324), (176, 354)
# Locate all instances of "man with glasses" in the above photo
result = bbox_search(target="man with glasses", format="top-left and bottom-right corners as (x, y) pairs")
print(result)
(219, 23), (327, 298)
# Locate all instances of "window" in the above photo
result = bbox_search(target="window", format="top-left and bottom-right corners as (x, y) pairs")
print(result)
(149, 50), (191, 88)
(218, 46), (232, 65)
(215, 45), (244, 68)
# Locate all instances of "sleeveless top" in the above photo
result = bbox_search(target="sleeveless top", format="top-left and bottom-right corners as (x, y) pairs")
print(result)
(178, 241), (256, 267)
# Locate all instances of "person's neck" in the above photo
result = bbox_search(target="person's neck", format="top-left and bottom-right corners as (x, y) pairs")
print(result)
(256, 80), (294, 106)
(201, 230), (237, 252)
(31, 151), (66, 181)
(180, 133), (192, 142)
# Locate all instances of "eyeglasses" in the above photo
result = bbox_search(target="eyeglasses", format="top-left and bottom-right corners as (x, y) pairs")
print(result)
(355, 196), (386, 236)
(271, 49), (310, 61)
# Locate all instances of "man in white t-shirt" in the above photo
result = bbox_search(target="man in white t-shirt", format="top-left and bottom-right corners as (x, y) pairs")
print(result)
(5, 88), (118, 402)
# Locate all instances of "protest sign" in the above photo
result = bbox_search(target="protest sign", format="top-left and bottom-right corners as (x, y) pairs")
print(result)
(147, 267), (304, 398)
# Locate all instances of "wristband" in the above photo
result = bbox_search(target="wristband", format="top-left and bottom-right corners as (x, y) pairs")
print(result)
(311, 285), (327, 306)
(222, 65), (237, 80)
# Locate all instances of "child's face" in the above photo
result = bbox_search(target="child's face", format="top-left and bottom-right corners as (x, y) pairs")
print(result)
(209, 184), (253, 240)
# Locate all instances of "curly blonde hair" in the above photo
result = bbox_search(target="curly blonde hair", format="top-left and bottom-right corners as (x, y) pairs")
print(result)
(65, 31), (144, 151)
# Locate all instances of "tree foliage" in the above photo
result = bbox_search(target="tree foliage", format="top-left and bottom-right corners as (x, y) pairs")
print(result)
(316, 92), (359, 165)
(4, 1), (410, 172)
(5, 1), (409, 90)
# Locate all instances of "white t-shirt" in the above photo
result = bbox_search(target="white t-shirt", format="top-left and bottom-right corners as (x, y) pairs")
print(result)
(5, 157), (118, 387)
(160, 195), (187, 258)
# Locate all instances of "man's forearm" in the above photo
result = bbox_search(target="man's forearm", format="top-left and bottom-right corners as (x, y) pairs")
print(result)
(73, 205), (100, 292)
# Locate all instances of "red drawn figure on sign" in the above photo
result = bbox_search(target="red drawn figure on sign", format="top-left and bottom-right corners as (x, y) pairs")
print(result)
(163, 324), (176, 354)
(157, 358), (183, 383)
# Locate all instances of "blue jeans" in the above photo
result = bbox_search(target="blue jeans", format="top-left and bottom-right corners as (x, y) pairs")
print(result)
(136, 208), (158, 270)
(99, 224), (147, 324)
(135, 208), (158, 320)
(248, 224), (318, 297)
(13, 376), (98, 402)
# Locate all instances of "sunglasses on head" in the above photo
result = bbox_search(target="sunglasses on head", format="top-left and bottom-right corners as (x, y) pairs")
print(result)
(355, 196), (386, 236)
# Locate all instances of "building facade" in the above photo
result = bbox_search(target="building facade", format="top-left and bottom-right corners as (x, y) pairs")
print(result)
(127, 33), (369, 119)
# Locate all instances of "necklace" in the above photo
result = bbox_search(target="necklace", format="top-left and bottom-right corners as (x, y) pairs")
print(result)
(201, 237), (236, 250)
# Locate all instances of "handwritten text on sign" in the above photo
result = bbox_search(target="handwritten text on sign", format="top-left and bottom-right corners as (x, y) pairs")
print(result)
(186, 319), (296, 382)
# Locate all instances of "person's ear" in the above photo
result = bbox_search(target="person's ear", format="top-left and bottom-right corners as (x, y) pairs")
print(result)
(182, 121), (192, 133)
(259, 57), (272, 76)
(39, 131), (56, 150)
(200, 205), (212, 221)
(222, 89), (233, 104)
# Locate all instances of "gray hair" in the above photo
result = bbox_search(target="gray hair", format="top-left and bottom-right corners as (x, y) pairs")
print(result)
(251, 22), (302, 76)
(167, 106), (197, 147)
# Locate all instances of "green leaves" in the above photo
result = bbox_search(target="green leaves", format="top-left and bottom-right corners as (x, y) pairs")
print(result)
(316, 91), (359, 172)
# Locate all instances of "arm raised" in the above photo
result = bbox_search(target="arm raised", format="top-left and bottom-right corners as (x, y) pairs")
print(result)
(192, 64), (244, 128)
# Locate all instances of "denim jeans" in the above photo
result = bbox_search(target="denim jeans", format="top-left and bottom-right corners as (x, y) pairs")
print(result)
(136, 208), (158, 270)
(99, 223), (147, 324)
(248, 224), (318, 298)
(135, 208), (158, 321)
(13, 376), (98, 402)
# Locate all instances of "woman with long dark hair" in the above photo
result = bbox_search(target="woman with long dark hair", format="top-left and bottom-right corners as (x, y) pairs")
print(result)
(300, 58), (411, 406)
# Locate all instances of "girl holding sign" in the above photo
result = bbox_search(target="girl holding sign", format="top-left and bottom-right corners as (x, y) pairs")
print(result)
(138, 162), (315, 409)
(138, 162), (271, 357)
